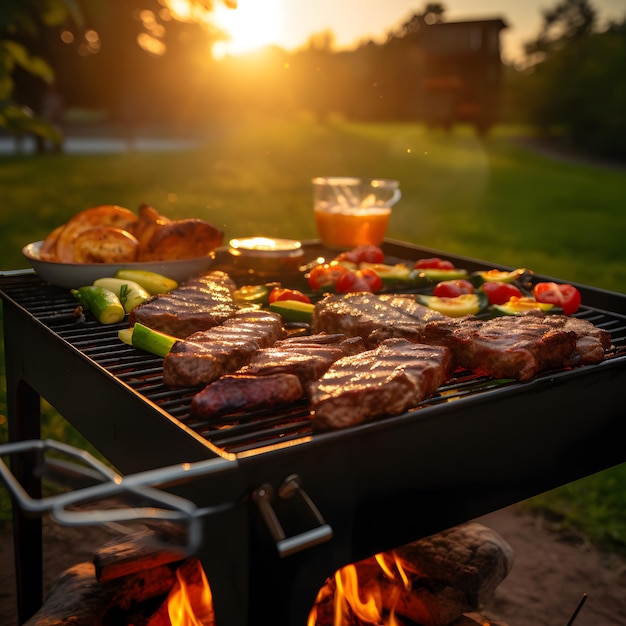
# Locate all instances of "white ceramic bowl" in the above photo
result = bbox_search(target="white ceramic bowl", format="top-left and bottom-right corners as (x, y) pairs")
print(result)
(22, 241), (216, 289)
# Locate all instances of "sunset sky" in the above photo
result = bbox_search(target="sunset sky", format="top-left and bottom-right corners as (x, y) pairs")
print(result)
(211, 0), (626, 62)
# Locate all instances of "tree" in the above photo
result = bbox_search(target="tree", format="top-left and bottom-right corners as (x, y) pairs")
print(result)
(520, 0), (626, 159)
(401, 3), (447, 35)
(422, 3), (446, 25)
(0, 0), (82, 147)
(524, 0), (597, 64)
(0, 0), (234, 149)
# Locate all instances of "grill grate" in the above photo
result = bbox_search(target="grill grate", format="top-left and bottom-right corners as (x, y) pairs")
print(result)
(2, 266), (626, 456)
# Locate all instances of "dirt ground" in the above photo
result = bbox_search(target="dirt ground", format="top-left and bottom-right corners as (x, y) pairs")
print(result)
(476, 508), (626, 626)
(0, 504), (625, 626)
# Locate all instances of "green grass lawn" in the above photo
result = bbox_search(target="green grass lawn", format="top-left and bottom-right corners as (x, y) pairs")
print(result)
(1, 117), (625, 552)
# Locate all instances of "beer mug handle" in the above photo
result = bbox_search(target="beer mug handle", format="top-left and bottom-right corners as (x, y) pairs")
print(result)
(389, 188), (402, 207)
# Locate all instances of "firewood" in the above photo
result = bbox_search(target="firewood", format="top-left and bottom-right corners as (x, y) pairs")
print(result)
(94, 528), (186, 582)
(311, 522), (513, 626)
(394, 522), (514, 610)
(146, 600), (174, 626)
(21, 561), (178, 625)
(22, 562), (111, 626)
(23, 558), (201, 626)
(378, 522), (513, 625)
(104, 563), (176, 610)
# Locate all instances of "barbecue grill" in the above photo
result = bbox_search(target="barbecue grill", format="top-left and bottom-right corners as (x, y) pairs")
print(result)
(2, 239), (626, 625)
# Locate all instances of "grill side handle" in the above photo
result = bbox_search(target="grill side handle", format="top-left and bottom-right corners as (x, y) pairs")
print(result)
(0, 438), (241, 555)
(253, 474), (333, 558)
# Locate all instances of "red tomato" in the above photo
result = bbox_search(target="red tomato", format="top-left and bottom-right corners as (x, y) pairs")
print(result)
(308, 263), (351, 291)
(533, 282), (582, 315)
(414, 257), (455, 270)
(335, 245), (385, 264)
(335, 268), (383, 294)
(269, 287), (311, 304)
(481, 281), (523, 305)
(433, 279), (475, 298)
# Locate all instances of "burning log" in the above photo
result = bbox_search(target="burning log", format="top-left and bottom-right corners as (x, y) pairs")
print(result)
(22, 562), (111, 626)
(94, 528), (186, 583)
(390, 522), (514, 621)
(21, 558), (205, 626)
(21, 558), (212, 626)
(310, 522), (513, 626)
(105, 563), (177, 612)
(23, 530), (188, 626)
(24, 523), (511, 626)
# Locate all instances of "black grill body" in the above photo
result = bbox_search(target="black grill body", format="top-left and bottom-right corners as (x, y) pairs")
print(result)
(2, 240), (626, 625)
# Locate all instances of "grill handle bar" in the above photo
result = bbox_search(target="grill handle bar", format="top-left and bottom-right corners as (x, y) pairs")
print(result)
(0, 438), (240, 554)
(0, 438), (119, 513)
(253, 474), (333, 558)
(0, 269), (36, 278)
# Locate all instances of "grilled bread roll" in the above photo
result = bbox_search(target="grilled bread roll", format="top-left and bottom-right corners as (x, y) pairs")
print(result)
(71, 227), (139, 263)
(40, 204), (223, 264)
(53, 205), (139, 263)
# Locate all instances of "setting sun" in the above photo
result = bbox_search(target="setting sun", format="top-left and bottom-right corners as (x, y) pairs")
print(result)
(211, 0), (285, 58)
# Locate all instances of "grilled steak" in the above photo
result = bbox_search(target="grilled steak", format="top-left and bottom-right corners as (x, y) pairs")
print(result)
(540, 315), (612, 366)
(421, 312), (609, 380)
(312, 293), (446, 347)
(314, 293), (610, 381)
(129, 271), (239, 338)
(162, 309), (285, 387)
(191, 373), (303, 418)
(190, 334), (366, 418)
(275, 333), (366, 354)
(309, 338), (453, 431)
(241, 333), (367, 385)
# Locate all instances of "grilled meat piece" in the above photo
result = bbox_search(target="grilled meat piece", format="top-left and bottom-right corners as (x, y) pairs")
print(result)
(190, 334), (364, 419)
(275, 332), (366, 353)
(309, 338), (453, 431)
(241, 333), (367, 384)
(540, 315), (612, 366)
(164, 338), (259, 389)
(421, 312), (599, 381)
(129, 271), (239, 339)
(314, 293), (610, 381)
(312, 293), (446, 347)
(191, 373), (303, 418)
(206, 309), (286, 348)
(163, 310), (285, 387)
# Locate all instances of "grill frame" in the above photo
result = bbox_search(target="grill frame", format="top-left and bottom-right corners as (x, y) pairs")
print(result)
(3, 239), (626, 625)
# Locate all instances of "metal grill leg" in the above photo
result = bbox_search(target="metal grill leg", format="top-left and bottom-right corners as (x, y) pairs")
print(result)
(7, 379), (44, 623)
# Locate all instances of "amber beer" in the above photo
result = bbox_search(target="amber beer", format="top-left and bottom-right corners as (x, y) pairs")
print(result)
(312, 176), (400, 249)
(314, 205), (391, 249)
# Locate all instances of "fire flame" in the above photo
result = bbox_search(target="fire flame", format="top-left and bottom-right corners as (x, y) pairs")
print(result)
(166, 558), (215, 626)
(308, 551), (410, 626)
(162, 551), (413, 626)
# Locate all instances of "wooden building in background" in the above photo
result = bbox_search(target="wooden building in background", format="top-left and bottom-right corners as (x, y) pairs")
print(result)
(411, 18), (508, 133)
